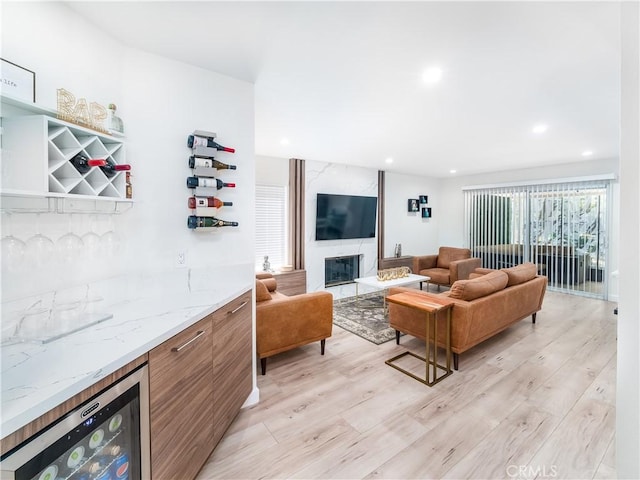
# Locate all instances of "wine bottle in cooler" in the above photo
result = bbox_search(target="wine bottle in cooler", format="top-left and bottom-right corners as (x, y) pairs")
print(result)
(70, 153), (106, 174)
(187, 135), (235, 153)
(188, 216), (239, 229)
(101, 159), (131, 178)
(188, 155), (236, 170)
(188, 196), (233, 209)
(186, 177), (235, 190)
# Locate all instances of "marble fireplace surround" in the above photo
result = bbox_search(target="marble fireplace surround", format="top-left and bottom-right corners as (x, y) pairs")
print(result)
(305, 161), (379, 301)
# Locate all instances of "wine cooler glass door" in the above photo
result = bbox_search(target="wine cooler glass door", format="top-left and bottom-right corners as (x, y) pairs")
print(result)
(0, 366), (150, 480)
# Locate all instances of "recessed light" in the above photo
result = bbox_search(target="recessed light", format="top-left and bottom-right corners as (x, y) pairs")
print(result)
(422, 67), (443, 84)
(280, 138), (290, 145)
(450, 169), (457, 174)
(582, 150), (593, 157)
(532, 124), (548, 134)
(385, 157), (393, 164)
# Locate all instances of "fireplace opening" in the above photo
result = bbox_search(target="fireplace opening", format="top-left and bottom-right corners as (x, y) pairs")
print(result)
(325, 255), (360, 287)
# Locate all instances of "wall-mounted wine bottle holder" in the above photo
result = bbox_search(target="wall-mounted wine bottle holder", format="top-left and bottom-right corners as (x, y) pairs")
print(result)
(187, 129), (238, 230)
(1, 115), (127, 199)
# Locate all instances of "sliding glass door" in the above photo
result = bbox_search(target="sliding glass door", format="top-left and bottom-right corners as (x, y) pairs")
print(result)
(464, 179), (610, 298)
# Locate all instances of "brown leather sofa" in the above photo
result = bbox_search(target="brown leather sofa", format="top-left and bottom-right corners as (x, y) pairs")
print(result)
(388, 263), (547, 370)
(412, 246), (481, 290)
(255, 273), (333, 374)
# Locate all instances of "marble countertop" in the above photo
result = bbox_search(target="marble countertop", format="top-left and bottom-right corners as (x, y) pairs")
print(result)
(1, 266), (253, 438)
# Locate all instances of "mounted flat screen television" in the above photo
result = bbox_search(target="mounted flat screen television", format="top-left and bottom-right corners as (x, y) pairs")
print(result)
(315, 193), (377, 240)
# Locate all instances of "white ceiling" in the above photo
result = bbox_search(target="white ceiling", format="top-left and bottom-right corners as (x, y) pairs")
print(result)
(67, 1), (621, 178)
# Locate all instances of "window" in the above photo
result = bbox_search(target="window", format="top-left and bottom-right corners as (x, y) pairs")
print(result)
(464, 179), (610, 298)
(255, 184), (288, 271)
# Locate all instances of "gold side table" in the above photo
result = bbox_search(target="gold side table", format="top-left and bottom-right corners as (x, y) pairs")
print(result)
(385, 291), (454, 386)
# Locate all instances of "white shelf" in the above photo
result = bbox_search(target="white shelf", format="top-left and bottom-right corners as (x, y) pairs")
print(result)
(2, 115), (128, 200)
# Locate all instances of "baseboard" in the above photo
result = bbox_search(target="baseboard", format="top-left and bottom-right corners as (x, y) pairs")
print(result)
(242, 386), (260, 408)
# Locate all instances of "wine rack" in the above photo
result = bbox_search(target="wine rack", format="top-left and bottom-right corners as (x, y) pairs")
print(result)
(186, 130), (237, 230)
(1, 115), (127, 200)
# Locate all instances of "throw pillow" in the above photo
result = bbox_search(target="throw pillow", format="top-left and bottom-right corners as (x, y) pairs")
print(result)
(255, 279), (273, 302)
(261, 277), (278, 292)
(502, 262), (537, 287)
(449, 270), (508, 301)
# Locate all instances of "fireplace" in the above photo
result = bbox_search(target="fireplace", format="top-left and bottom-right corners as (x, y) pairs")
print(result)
(325, 255), (360, 287)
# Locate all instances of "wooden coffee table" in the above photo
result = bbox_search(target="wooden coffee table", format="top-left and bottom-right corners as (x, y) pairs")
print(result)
(384, 291), (454, 386)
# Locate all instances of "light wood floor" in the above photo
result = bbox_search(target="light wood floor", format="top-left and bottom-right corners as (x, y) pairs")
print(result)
(197, 290), (617, 480)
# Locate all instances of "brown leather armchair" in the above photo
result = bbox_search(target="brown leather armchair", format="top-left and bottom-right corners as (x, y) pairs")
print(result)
(255, 273), (333, 374)
(413, 246), (481, 290)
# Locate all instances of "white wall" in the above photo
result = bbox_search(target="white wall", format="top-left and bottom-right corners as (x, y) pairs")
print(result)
(383, 172), (442, 258)
(305, 161), (378, 298)
(255, 155), (288, 186)
(616, 2), (640, 477)
(1, 2), (255, 301)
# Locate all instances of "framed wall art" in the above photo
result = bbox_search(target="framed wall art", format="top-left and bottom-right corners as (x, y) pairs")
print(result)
(421, 207), (432, 218)
(1, 58), (36, 103)
(419, 195), (428, 204)
(408, 199), (419, 212)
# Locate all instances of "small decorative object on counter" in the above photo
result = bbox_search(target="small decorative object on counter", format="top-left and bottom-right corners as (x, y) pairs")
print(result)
(394, 243), (402, 258)
(107, 103), (124, 134)
(262, 255), (271, 272)
(188, 196), (232, 209)
(186, 176), (235, 190)
(188, 155), (236, 170)
(188, 216), (239, 229)
(125, 171), (133, 199)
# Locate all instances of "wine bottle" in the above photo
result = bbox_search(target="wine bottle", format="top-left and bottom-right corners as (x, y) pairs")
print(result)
(187, 135), (235, 153)
(188, 216), (239, 229)
(188, 196), (233, 208)
(188, 155), (236, 170)
(186, 176), (235, 190)
(101, 159), (131, 177)
(70, 153), (106, 174)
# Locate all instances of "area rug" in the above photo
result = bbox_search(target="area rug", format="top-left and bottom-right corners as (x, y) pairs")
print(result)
(333, 292), (397, 345)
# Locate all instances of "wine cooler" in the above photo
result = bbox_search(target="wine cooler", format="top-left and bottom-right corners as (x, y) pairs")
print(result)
(1, 366), (150, 480)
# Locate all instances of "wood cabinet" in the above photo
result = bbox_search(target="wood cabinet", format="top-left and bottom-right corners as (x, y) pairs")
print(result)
(148, 289), (253, 480)
(149, 315), (214, 480)
(212, 290), (252, 446)
(378, 256), (414, 271)
(273, 269), (307, 296)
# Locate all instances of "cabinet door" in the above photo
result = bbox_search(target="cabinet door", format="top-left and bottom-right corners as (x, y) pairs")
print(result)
(212, 291), (252, 446)
(149, 316), (213, 480)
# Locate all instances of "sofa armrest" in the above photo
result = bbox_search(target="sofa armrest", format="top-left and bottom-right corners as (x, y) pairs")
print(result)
(256, 292), (333, 356)
(450, 257), (482, 283)
(413, 255), (438, 273)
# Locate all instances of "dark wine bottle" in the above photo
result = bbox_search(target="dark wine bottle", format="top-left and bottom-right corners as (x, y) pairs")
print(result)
(186, 176), (235, 190)
(188, 216), (239, 229)
(187, 135), (235, 153)
(70, 153), (106, 174)
(188, 196), (233, 209)
(188, 155), (236, 170)
(101, 159), (131, 177)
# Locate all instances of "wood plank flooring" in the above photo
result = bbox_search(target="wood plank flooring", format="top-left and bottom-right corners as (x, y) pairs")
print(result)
(197, 290), (617, 480)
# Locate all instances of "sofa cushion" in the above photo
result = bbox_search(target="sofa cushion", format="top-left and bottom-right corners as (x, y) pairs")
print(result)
(262, 277), (278, 292)
(449, 270), (508, 301)
(436, 247), (471, 269)
(502, 262), (537, 287)
(256, 279), (273, 302)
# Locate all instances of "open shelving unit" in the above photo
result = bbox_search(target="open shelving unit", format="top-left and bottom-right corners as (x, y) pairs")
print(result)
(2, 115), (128, 200)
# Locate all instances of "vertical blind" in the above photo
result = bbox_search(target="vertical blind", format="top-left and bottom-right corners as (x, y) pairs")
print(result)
(463, 179), (610, 298)
(255, 184), (288, 271)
